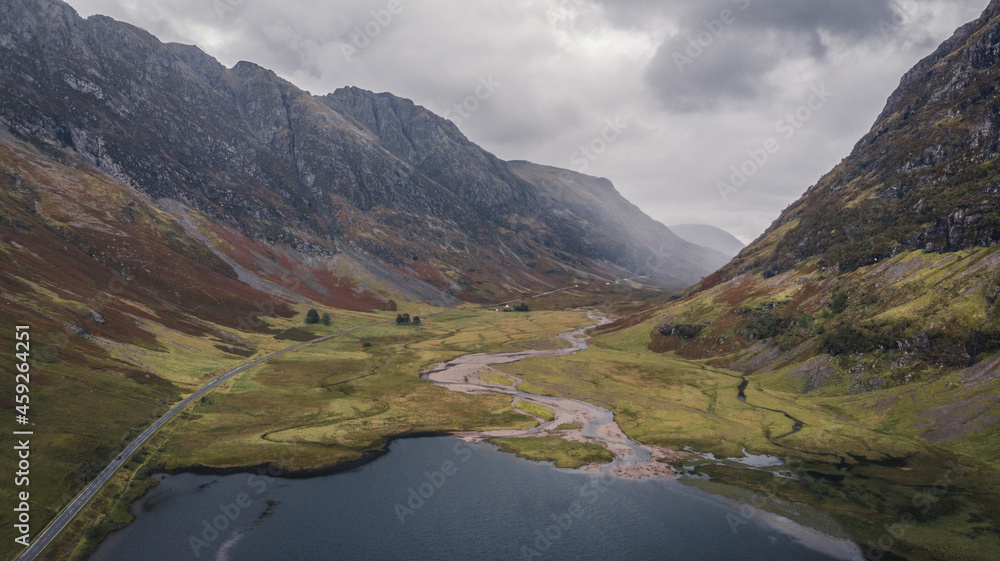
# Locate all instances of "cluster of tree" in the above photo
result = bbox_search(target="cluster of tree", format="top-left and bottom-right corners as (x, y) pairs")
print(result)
(305, 309), (331, 325)
(396, 314), (421, 325)
(658, 324), (704, 340)
(504, 302), (530, 312)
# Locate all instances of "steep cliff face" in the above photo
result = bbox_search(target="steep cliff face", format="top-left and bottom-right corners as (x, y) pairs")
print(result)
(639, 2), (1000, 417)
(324, 86), (536, 213)
(0, 0), (723, 297)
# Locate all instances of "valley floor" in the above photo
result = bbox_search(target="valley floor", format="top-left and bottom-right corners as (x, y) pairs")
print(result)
(17, 300), (1000, 561)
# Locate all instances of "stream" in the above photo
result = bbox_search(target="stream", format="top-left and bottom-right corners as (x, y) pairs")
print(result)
(421, 312), (668, 477)
(421, 311), (840, 474)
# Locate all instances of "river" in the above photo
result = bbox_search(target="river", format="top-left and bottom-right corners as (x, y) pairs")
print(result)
(90, 313), (864, 560)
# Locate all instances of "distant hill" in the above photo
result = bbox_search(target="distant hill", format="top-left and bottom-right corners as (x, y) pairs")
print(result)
(668, 224), (746, 257)
(508, 162), (730, 287)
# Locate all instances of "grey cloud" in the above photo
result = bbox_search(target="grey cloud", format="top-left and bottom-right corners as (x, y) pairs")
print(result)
(625, 0), (912, 112)
(595, 0), (900, 37)
(646, 33), (783, 112)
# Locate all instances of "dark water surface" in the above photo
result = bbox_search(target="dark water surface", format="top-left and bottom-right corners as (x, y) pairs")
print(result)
(91, 437), (851, 561)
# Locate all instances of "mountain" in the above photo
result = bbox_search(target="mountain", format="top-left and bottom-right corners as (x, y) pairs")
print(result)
(0, 0), (722, 306)
(507, 162), (731, 284)
(668, 224), (746, 257)
(626, 0), (1000, 442)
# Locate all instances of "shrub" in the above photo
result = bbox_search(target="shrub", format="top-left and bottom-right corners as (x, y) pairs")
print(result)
(824, 327), (875, 355)
(305, 309), (320, 324)
(658, 324), (704, 339)
(745, 310), (788, 340)
(828, 293), (849, 315)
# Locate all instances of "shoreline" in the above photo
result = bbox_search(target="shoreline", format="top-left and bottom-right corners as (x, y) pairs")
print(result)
(109, 433), (865, 561)
(672, 482), (866, 561)
(154, 430), (462, 480)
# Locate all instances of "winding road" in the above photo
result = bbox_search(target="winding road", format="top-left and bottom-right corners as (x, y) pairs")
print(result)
(14, 316), (430, 561)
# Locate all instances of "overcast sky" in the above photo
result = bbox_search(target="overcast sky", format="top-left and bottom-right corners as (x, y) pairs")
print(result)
(65, 0), (990, 243)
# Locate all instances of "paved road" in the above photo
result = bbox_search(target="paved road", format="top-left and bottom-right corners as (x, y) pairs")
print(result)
(15, 318), (407, 561)
(16, 283), (583, 561)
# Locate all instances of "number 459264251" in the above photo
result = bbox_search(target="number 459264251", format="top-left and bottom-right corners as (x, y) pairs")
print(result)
(15, 326), (29, 417)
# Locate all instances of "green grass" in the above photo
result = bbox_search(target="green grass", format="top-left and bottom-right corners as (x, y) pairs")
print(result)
(557, 423), (583, 430)
(480, 372), (516, 386)
(513, 400), (555, 421)
(492, 437), (613, 469)
(152, 309), (591, 472)
(31, 308), (591, 559)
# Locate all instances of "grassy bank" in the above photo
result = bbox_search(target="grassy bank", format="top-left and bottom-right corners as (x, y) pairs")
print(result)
(492, 437), (613, 469)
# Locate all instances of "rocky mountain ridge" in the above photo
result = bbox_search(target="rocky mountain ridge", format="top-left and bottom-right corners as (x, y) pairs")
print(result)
(0, 0), (724, 301)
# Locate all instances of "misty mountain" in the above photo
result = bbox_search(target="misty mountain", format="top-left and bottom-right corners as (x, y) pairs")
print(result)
(668, 224), (746, 258)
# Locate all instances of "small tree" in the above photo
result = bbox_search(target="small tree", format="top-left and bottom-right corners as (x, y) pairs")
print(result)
(514, 302), (530, 312)
(305, 309), (320, 324)
(412, 316), (421, 325)
(321, 313), (331, 326)
(396, 313), (411, 325)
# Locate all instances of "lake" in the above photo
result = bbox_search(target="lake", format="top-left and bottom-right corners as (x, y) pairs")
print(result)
(90, 437), (860, 561)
